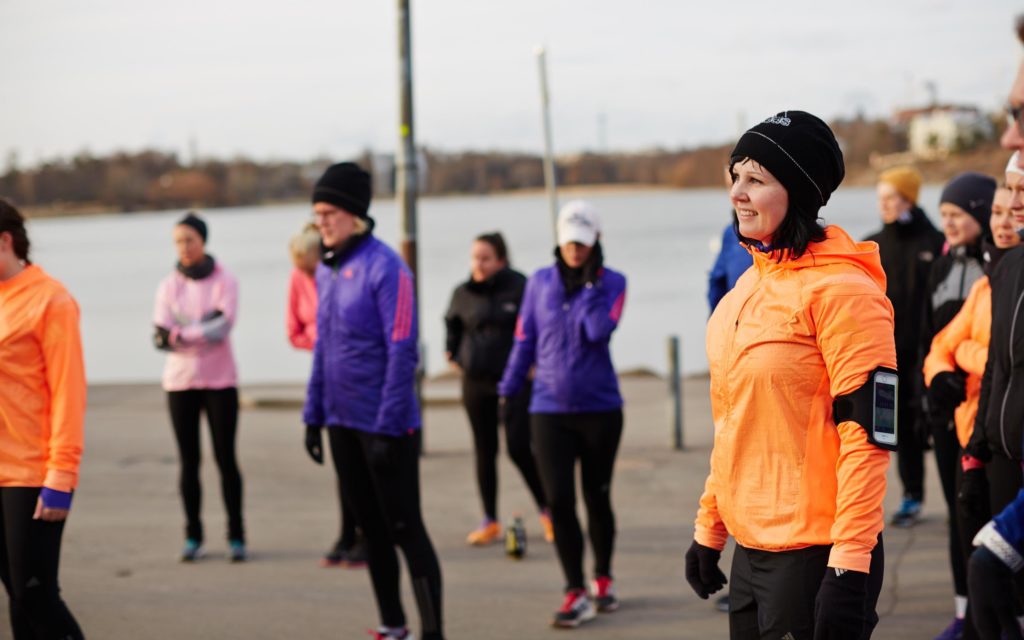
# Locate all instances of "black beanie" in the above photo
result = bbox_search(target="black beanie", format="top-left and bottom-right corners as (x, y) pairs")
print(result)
(940, 172), (997, 229)
(312, 162), (372, 219)
(177, 212), (207, 242)
(730, 111), (845, 217)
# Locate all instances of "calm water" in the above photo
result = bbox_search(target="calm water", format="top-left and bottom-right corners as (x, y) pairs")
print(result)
(27, 186), (942, 384)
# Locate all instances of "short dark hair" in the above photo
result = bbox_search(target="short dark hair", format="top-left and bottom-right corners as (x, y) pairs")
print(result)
(0, 199), (30, 263)
(475, 232), (509, 263)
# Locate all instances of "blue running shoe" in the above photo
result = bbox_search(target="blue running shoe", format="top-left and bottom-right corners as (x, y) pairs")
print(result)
(891, 497), (922, 527)
(180, 539), (204, 562)
(229, 540), (247, 563)
(933, 617), (963, 640)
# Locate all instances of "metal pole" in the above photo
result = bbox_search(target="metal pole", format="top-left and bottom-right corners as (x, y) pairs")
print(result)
(397, 0), (424, 437)
(535, 46), (558, 239)
(668, 335), (684, 450)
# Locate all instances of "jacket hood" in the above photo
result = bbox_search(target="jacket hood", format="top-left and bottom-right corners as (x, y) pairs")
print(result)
(750, 225), (887, 291)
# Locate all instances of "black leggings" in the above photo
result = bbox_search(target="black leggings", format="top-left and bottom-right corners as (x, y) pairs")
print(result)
(462, 378), (546, 520)
(531, 410), (623, 591)
(729, 536), (884, 640)
(328, 427), (444, 640)
(332, 470), (359, 550)
(167, 388), (244, 543)
(931, 416), (966, 596)
(0, 487), (84, 640)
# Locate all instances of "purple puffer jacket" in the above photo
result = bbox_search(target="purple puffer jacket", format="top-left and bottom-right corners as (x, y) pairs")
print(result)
(302, 235), (420, 436)
(498, 264), (626, 414)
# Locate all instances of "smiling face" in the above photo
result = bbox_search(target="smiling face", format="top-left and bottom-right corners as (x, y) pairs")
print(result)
(991, 188), (1020, 250)
(470, 240), (505, 282)
(939, 203), (983, 248)
(173, 224), (205, 267)
(730, 159), (789, 245)
(877, 182), (912, 224)
(313, 202), (359, 248)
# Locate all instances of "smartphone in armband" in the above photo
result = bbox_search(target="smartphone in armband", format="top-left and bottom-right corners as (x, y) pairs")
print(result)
(872, 371), (898, 447)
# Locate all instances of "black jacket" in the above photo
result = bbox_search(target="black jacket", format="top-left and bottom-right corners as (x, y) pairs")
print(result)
(922, 240), (986, 359)
(445, 268), (526, 382)
(969, 244), (1024, 462)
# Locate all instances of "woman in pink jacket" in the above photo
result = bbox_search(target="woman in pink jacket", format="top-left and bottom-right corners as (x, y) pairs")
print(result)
(287, 223), (366, 568)
(153, 212), (246, 563)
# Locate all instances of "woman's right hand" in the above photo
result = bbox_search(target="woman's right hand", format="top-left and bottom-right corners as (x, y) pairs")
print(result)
(305, 424), (324, 464)
(684, 540), (727, 599)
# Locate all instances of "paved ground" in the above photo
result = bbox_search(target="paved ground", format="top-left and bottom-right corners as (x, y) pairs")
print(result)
(2, 375), (956, 639)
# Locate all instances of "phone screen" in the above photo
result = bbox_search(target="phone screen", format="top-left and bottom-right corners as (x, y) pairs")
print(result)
(874, 382), (896, 435)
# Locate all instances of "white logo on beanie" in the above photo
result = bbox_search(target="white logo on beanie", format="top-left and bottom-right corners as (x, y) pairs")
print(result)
(763, 116), (791, 126)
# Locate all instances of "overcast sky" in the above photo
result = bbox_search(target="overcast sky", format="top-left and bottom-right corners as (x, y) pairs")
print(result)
(1, 0), (1021, 166)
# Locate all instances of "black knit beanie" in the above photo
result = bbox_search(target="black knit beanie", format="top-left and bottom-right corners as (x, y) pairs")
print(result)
(177, 212), (207, 242)
(730, 111), (845, 217)
(940, 172), (997, 229)
(312, 162), (372, 219)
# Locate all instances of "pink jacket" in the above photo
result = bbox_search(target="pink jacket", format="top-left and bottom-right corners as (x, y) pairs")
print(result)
(153, 263), (239, 391)
(287, 268), (317, 351)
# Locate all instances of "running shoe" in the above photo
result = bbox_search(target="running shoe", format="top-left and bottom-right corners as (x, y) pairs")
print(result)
(891, 497), (923, 527)
(552, 589), (596, 628)
(715, 594), (730, 613)
(180, 539), (204, 563)
(933, 617), (963, 640)
(367, 626), (414, 639)
(540, 510), (555, 543)
(466, 520), (502, 546)
(321, 543), (346, 567)
(591, 576), (619, 613)
(343, 540), (369, 568)
(229, 540), (247, 563)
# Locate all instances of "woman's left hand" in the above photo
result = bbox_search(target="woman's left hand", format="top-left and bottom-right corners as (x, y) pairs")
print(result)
(33, 497), (69, 522)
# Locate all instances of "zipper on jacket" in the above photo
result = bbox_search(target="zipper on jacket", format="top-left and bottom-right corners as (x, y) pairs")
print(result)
(998, 287), (1024, 459)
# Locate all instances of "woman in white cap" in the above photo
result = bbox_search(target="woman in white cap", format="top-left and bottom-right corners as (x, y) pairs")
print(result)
(499, 200), (627, 628)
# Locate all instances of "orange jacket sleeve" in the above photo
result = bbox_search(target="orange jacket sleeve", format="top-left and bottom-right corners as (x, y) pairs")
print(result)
(811, 277), (894, 573)
(40, 291), (86, 493)
(694, 470), (728, 550)
(924, 283), (980, 384)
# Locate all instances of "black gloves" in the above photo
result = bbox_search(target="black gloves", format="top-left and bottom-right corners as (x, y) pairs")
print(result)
(958, 465), (989, 522)
(153, 326), (172, 351)
(304, 425), (324, 464)
(928, 371), (967, 414)
(684, 541), (727, 599)
(968, 546), (1024, 639)
(813, 568), (868, 640)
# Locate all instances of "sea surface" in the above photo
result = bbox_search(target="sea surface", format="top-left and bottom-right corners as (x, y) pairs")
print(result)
(27, 185), (942, 384)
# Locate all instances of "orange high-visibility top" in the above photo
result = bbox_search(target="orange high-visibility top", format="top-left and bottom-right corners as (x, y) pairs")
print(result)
(696, 225), (895, 574)
(923, 276), (991, 449)
(0, 264), (86, 492)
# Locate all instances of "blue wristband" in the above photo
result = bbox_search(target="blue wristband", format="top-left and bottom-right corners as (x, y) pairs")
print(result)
(40, 488), (73, 510)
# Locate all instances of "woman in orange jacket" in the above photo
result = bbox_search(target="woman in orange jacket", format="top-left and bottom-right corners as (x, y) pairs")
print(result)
(0, 199), (85, 639)
(924, 182), (1020, 637)
(685, 112), (895, 640)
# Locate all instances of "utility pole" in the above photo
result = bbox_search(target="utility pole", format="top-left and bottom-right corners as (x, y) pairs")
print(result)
(536, 46), (558, 239)
(396, 0), (424, 433)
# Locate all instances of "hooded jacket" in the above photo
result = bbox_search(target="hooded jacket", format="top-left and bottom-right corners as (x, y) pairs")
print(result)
(923, 276), (991, 448)
(286, 267), (317, 351)
(153, 261), (239, 392)
(0, 265), (86, 493)
(695, 226), (895, 573)
(498, 263), (626, 414)
(302, 235), (420, 435)
(968, 245), (1024, 461)
(708, 222), (754, 312)
(445, 267), (526, 382)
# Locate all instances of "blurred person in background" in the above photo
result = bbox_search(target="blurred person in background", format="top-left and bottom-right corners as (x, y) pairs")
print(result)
(708, 164), (753, 314)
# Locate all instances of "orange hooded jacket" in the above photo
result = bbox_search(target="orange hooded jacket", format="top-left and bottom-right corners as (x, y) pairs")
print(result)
(0, 264), (86, 493)
(695, 226), (895, 574)
(923, 276), (991, 448)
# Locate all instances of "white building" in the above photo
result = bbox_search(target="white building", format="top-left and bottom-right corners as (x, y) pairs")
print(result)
(906, 106), (993, 159)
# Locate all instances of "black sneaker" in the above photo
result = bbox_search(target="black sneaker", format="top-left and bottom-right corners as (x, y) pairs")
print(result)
(342, 540), (368, 568)
(552, 589), (596, 628)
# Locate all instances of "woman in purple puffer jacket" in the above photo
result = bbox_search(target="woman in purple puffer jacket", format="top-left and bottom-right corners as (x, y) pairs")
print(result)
(301, 162), (443, 640)
(499, 200), (627, 629)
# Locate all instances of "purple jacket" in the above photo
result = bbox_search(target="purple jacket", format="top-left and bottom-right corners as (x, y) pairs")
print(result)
(498, 264), (626, 414)
(302, 236), (420, 436)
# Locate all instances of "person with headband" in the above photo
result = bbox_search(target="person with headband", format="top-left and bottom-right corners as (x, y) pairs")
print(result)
(499, 201), (627, 628)
(0, 198), (85, 639)
(153, 211), (247, 563)
(444, 232), (551, 547)
(302, 162), (443, 640)
(925, 157), (1021, 640)
(865, 166), (945, 528)
(685, 111), (894, 639)
(286, 222), (367, 568)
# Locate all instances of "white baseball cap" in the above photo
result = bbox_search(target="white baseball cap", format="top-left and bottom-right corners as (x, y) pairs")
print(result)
(557, 200), (601, 247)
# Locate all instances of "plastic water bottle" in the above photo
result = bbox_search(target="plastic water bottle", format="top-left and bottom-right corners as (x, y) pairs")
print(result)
(505, 514), (527, 560)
